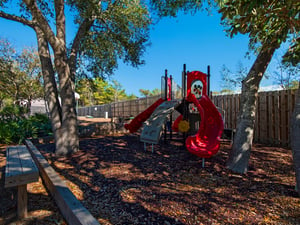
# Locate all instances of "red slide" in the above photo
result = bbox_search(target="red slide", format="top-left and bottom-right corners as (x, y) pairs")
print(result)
(124, 98), (164, 133)
(185, 93), (224, 158)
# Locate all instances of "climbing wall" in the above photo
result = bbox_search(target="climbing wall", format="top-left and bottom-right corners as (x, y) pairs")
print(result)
(140, 100), (180, 144)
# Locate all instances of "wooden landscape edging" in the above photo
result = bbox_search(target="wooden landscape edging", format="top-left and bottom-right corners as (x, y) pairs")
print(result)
(24, 140), (100, 225)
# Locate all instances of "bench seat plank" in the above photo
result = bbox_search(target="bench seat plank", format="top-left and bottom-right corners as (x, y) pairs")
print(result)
(5, 146), (39, 188)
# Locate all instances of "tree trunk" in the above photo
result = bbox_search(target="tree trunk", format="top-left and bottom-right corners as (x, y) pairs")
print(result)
(33, 0), (79, 156)
(35, 26), (63, 153)
(55, 55), (79, 156)
(36, 30), (79, 156)
(226, 44), (277, 173)
(291, 85), (300, 196)
(1, 3), (79, 156)
(52, 0), (78, 155)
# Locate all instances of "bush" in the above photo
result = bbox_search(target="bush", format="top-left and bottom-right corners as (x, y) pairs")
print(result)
(0, 105), (52, 144)
(28, 113), (52, 137)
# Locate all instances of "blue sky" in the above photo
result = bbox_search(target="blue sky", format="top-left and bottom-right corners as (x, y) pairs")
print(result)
(0, 8), (284, 97)
(114, 11), (256, 96)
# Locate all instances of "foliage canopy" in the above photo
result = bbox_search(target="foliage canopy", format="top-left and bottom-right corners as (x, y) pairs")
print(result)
(0, 38), (43, 107)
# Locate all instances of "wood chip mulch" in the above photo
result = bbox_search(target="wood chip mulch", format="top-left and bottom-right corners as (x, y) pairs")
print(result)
(0, 133), (299, 224)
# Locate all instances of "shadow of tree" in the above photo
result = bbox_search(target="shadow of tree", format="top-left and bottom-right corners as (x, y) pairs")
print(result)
(36, 133), (299, 224)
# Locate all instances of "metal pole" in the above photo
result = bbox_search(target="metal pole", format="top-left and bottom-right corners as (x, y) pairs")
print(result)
(170, 75), (173, 140)
(182, 64), (188, 143)
(164, 69), (168, 143)
(182, 64), (186, 98)
(207, 65), (210, 96)
(165, 69), (168, 101)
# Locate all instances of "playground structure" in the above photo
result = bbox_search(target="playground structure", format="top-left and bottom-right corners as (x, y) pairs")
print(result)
(124, 65), (224, 160)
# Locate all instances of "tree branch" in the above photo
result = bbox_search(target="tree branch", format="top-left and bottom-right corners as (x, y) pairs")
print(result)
(69, 18), (95, 80)
(54, 0), (65, 41)
(22, 0), (58, 49)
(0, 10), (35, 27)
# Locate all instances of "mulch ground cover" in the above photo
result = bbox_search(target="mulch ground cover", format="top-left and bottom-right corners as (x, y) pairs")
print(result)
(1, 133), (299, 224)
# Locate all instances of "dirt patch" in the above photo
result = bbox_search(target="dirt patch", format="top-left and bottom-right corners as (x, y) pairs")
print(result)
(1, 134), (299, 224)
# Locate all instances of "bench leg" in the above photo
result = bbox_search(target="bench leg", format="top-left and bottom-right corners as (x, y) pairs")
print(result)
(18, 184), (28, 218)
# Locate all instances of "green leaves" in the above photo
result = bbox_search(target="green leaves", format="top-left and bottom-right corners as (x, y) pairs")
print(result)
(72, 0), (151, 78)
(76, 77), (135, 106)
(0, 105), (51, 144)
(218, 0), (300, 64)
(283, 37), (300, 66)
(139, 88), (161, 97)
(150, 0), (207, 17)
(0, 39), (44, 103)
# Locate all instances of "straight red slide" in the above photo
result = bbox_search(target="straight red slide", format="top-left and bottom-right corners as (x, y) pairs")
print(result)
(185, 93), (224, 158)
(124, 98), (164, 133)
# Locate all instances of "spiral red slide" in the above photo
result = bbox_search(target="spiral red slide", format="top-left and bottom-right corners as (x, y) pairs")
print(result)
(185, 93), (224, 158)
(124, 98), (165, 133)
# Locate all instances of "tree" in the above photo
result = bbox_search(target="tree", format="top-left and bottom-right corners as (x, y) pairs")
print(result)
(290, 81), (299, 90)
(219, 89), (234, 94)
(76, 78), (137, 106)
(0, 39), (43, 112)
(291, 79), (300, 195)
(0, 0), (151, 155)
(111, 80), (129, 102)
(272, 59), (300, 89)
(75, 77), (95, 106)
(287, 41), (300, 196)
(0, 38), (15, 107)
(139, 89), (151, 97)
(219, 0), (299, 173)
(220, 61), (248, 91)
(15, 47), (44, 112)
(151, 88), (161, 96)
(93, 78), (115, 105)
(139, 88), (161, 97)
(126, 94), (138, 100)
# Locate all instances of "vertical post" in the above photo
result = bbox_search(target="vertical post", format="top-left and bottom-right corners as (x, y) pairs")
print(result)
(164, 69), (168, 143)
(170, 75), (173, 140)
(170, 75), (173, 100)
(207, 65), (210, 96)
(182, 64), (188, 142)
(182, 64), (187, 98)
(18, 184), (28, 218)
(165, 69), (168, 101)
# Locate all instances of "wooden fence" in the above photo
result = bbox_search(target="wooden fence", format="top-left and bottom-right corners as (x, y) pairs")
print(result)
(212, 89), (297, 147)
(78, 89), (297, 147)
(78, 95), (161, 119)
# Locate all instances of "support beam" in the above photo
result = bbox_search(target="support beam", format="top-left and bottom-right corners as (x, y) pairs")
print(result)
(17, 184), (27, 219)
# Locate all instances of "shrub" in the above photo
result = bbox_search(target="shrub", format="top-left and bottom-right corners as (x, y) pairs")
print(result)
(0, 105), (52, 144)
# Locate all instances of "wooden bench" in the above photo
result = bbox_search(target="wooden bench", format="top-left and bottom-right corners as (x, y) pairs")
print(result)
(5, 145), (39, 218)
